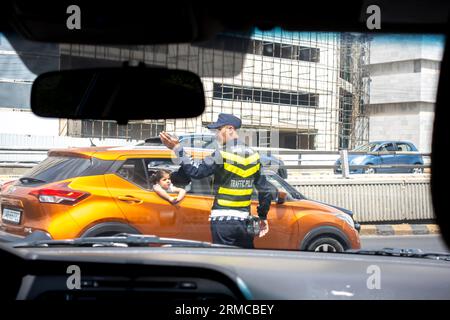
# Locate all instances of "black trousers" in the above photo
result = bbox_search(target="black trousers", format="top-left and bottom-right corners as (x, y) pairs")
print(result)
(210, 219), (254, 249)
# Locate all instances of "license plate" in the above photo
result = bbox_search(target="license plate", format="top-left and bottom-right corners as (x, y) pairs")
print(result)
(2, 208), (22, 224)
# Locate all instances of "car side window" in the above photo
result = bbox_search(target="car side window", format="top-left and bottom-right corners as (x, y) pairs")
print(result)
(179, 137), (192, 148)
(117, 158), (149, 189)
(144, 159), (174, 178)
(380, 143), (395, 152)
(143, 158), (187, 191)
(192, 137), (207, 148)
(145, 159), (174, 168)
(397, 143), (412, 151)
(204, 139), (219, 149)
(202, 136), (218, 149)
(190, 136), (216, 149)
(129, 158), (193, 192)
(265, 175), (294, 201)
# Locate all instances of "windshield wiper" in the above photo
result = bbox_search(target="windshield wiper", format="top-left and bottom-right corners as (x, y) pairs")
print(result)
(19, 177), (46, 184)
(14, 233), (235, 249)
(346, 247), (450, 261)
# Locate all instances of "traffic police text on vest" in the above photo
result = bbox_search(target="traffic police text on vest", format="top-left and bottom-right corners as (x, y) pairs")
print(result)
(213, 144), (261, 212)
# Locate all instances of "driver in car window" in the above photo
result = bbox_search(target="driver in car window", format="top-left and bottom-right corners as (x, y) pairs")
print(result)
(160, 113), (276, 249)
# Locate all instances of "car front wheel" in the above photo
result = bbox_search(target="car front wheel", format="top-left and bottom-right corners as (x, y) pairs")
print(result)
(364, 164), (376, 174)
(306, 237), (345, 252)
(412, 164), (424, 174)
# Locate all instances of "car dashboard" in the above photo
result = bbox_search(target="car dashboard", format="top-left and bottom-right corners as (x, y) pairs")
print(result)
(0, 244), (450, 301)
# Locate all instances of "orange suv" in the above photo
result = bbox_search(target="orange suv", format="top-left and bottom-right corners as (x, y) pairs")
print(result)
(0, 146), (361, 252)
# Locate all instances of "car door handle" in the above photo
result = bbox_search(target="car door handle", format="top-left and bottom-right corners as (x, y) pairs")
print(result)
(117, 195), (143, 204)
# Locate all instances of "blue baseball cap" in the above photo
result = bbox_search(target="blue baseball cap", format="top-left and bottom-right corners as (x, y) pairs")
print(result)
(206, 113), (242, 129)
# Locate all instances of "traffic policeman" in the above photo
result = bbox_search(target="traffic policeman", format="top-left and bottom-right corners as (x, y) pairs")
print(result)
(159, 113), (275, 248)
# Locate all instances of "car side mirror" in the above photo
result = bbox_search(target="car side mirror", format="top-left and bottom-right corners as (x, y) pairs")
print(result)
(276, 190), (287, 204)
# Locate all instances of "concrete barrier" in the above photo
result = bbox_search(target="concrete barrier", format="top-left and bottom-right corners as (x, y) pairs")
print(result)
(288, 174), (434, 223)
(359, 224), (440, 236)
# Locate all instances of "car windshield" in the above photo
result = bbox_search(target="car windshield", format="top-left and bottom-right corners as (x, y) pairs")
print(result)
(353, 143), (379, 152)
(0, 25), (448, 258)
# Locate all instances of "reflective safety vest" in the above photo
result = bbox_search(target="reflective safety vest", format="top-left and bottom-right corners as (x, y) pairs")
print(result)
(212, 143), (261, 212)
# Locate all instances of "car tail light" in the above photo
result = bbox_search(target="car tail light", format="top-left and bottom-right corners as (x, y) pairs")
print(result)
(29, 183), (90, 205)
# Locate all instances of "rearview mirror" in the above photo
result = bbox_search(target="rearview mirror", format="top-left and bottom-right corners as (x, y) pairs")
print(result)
(277, 191), (287, 204)
(31, 66), (205, 124)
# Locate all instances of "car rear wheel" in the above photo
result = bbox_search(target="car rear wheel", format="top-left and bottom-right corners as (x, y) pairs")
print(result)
(93, 231), (124, 237)
(307, 237), (345, 253)
(80, 222), (142, 238)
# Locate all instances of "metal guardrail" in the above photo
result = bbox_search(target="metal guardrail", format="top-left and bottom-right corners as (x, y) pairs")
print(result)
(257, 148), (428, 155)
(0, 147), (49, 151)
(0, 147), (48, 168)
(279, 164), (429, 170)
(259, 149), (431, 177)
(0, 163), (38, 168)
(0, 147), (431, 176)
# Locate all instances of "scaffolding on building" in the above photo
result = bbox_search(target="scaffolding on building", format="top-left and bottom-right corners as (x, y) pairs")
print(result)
(196, 30), (371, 150)
(61, 30), (371, 150)
(347, 33), (371, 149)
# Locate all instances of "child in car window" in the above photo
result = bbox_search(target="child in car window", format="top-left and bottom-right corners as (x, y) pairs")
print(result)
(151, 169), (186, 204)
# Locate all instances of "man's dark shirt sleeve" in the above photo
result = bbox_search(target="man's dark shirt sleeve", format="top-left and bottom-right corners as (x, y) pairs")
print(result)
(254, 170), (276, 220)
(173, 145), (219, 179)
